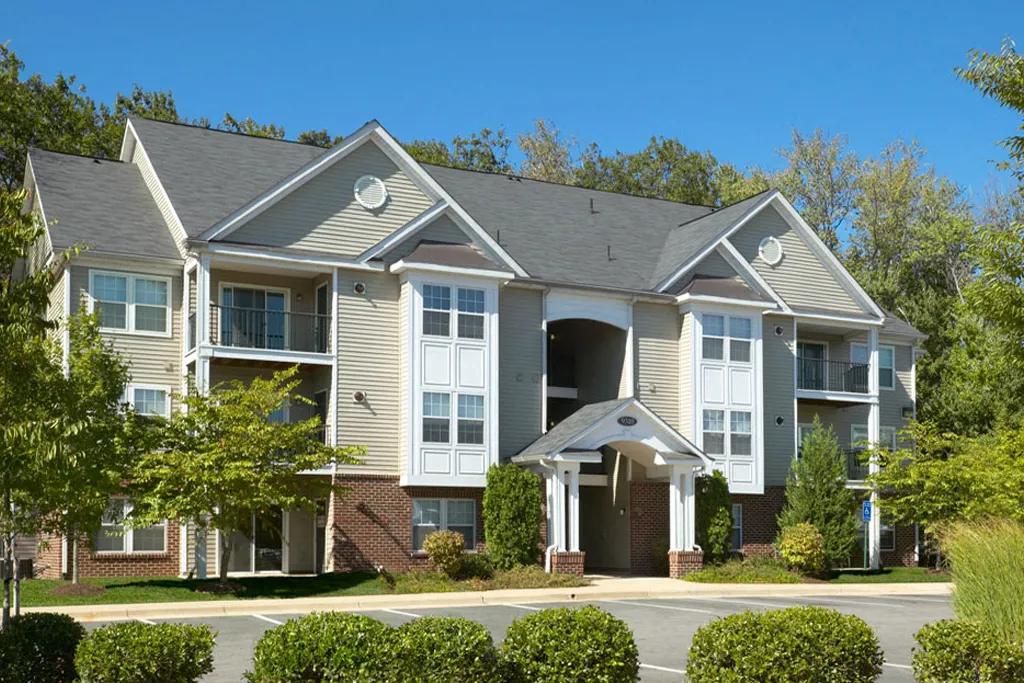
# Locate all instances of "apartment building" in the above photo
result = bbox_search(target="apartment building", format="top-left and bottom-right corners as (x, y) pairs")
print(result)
(23, 117), (924, 579)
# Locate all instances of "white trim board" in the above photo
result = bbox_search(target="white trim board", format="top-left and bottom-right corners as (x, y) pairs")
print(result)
(124, 119), (189, 259)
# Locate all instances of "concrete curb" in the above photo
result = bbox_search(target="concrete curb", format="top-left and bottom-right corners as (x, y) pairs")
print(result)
(24, 580), (952, 622)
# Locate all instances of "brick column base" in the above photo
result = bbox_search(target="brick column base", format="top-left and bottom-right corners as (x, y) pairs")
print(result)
(550, 551), (586, 577)
(668, 550), (703, 578)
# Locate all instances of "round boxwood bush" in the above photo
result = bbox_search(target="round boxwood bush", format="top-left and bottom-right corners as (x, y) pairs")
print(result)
(246, 611), (395, 682)
(501, 605), (639, 682)
(777, 522), (826, 575)
(393, 617), (502, 682)
(0, 612), (84, 683)
(686, 606), (883, 682)
(913, 619), (1024, 682)
(76, 621), (214, 683)
(422, 530), (466, 577)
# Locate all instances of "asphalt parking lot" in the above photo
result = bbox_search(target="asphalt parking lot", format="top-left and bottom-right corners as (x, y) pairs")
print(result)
(86, 593), (953, 682)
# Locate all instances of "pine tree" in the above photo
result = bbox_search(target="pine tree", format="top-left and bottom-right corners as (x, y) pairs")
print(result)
(778, 417), (858, 569)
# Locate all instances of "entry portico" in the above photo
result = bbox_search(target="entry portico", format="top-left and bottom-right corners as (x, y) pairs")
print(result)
(513, 397), (712, 577)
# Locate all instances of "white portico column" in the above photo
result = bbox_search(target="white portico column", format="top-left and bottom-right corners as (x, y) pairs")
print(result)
(549, 467), (566, 551)
(567, 466), (581, 552)
(867, 327), (882, 570)
(668, 464), (696, 552)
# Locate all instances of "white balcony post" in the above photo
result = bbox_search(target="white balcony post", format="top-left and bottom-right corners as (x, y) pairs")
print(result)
(194, 255), (212, 393)
(567, 467), (580, 552)
(867, 327), (882, 570)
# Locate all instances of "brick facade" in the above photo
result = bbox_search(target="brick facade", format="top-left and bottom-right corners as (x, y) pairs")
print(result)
(732, 485), (787, 558)
(33, 522), (182, 580)
(850, 522), (919, 568)
(33, 533), (63, 580)
(629, 480), (669, 575)
(330, 474), (484, 573)
(550, 551), (586, 577)
(668, 550), (703, 578)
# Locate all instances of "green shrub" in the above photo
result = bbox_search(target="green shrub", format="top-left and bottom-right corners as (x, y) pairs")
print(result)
(943, 518), (1024, 643)
(687, 606), (883, 682)
(777, 522), (826, 575)
(652, 536), (670, 576)
(246, 612), (394, 682)
(422, 530), (466, 577)
(696, 471), (733, 563)
(393, 617), (502, 682)
(483, 464), (543, 570)
(0, 612), (84, 683)
(501, 606), (639, 682)
(913, 619), (1024, 683)
(76, 621), (214, 683)
(683, 557), (801, 584)
(456, 551), (495, 580)
(488, 564), (589, 589)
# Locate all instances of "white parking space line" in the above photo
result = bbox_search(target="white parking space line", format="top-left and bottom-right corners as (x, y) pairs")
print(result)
(641, 663), (686, 674)
(136, 618), (157, 625)
(882, 596), (950, 604)
(702, 598), (795, 609)
(381, 608), (421, 619)
(884, 663), (913, 670)
(604, 600), (719, 616)
(503, 603), (542, 611)
(252, 614), (284, 626)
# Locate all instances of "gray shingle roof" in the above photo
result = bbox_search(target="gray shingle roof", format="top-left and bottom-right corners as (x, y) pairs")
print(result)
(518, 398), (631, 457)
(29, 149), (181, 260)
(130, 117), (328, 237)
(424, 165), (713, 291)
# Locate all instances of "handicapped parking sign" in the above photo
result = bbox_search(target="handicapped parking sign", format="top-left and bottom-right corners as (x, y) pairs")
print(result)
(862, 501), (872, 522)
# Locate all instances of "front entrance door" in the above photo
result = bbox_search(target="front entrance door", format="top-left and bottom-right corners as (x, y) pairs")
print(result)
(797, 342), (827, 390)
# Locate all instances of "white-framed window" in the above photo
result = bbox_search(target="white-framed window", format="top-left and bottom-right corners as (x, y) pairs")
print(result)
(852, 425), (897, 450)
(701, 314), (725, 360)
(730, 411), (752, 456)
(126, 385), (171, 417)
(422, 392), (451, 443)
(797, 423), (816, 450)
(731, 504), (743, 550)
(422, 284), (451, 337)
(457, 287), (485, 340)
(457, 394), (485, 445)
(94, 498), (167, 554)
(701, 314), (752, 363)
(702, 409), (725, 455)
(850, 343), (896, 390)
(729, 317), (752, 363)
(859, 515), (896, 552)
(89, 271), (171, 336)
(412, 498), (476, 551)
(703, 409), (752, 458)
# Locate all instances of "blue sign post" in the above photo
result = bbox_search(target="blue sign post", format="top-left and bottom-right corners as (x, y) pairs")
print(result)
(861, 501), (872, 570)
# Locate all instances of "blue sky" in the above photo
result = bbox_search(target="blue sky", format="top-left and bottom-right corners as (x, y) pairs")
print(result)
(5, 0), (1022, 198)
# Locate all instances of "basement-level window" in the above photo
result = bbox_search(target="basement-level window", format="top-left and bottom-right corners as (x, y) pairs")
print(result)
(412, 499), (476, 551)
(93, 499), (167, 554)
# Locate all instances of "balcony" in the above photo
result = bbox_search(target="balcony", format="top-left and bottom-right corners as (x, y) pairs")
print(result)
(797, 357), (869, 395)
(210, 304), (332, 355)
(845, 449), (870, 482)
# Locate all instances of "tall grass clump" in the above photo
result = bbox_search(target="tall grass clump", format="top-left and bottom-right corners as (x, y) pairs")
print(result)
(943, 518), (1024, 644)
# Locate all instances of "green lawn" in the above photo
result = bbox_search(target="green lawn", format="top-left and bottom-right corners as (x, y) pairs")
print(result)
(826, 567), (951, 583)
(21, 566), (588, 607)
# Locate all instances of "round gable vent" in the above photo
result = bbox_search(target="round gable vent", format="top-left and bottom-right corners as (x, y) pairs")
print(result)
(353, 175), (388, 210)
(758, 235), (784, 266)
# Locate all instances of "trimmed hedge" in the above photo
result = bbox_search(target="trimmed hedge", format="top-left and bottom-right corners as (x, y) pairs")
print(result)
(393, 617), (502, 682)
(0, 612), (84, 683)
(483, 464), (543, 570)
(686, 606), (883, 682)
(696, 470), (733, 563)
(501, 605), (640, 682)
(76, 621), (214, 683)
(913, 619), (1024, 682)
(247, 611), (394, 682)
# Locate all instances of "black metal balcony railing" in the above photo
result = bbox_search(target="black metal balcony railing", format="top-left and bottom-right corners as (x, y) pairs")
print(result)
(845, 449), (871, 481)
(211, 304), (332, 354)
(187, 312), (196, 350)
(797, 357), (870, 394)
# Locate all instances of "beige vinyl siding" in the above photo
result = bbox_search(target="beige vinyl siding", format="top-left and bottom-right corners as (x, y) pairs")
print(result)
(383, 214), (473, 266)
(229, 142), (434, 257)
(47, 269), (66, 345)
(763, 314), (796, 486)
(634, 302), (679, 429)
(70, 265), (182, 410)
(398, 281), (411, 474)
(729, 206), (865, 315)
(336, 271), (401, 474)
(209, 365), (319, 421)
(679, 312), (693, 439)
(692, 250), (741, 279)
(499, 287), (543, 459)
(185, 526), (219, 577)
(131, 139), (187, 255)
(209, 270), (318, 314)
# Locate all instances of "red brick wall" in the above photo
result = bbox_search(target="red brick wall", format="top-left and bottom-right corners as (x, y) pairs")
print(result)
(330, 474), (484, 573)
(669, 550), (703, 578)
(34, 533), (63, 580)
(629, 480), (669, 575)
(33, 523), (182, 579)
(732, 486), (787, 558)
(850, 523), (919, 568)
(550, 551), (586, 577)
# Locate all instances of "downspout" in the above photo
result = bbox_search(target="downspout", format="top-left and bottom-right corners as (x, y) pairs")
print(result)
(537, 459), (558, 573)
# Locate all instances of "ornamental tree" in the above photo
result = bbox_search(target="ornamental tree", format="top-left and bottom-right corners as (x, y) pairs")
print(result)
(128, 366), (365, 582)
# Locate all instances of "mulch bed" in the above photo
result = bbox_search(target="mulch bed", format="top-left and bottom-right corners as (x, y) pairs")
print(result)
(195, 581), (247, 595)
(48, 583), (108, 597)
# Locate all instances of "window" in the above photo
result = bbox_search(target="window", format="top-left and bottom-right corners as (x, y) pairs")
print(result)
(422, 285), (451, 337)
(89, 271), (170, 335)
(731, 504), (743, 550)
(879, 426), (897, 450)
(457, 288), (485, 339)
(93, 499), (166, 554)
(852, 425), (896, 450)
(457, 394), (485, 445)
(422, 392), (450, 443)
(850, 343), (896, 390)
(730, 411), (752, 456)
(701, 315), (725, 360)
(412, 498), (476, 551)
(858, 515), (896, 552)
(703, 409), (725, 455)
(798, 424), (816, 449)
(729, 317), (752, 363)
(132, 387), (169, 417)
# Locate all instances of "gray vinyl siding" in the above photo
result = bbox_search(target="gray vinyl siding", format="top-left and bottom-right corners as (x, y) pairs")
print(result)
(69, 264), (182, 410)
(47, 269), (65, 345)
(797, 403), (870, 449)
(336, 271), (401, 474)
(499, 287), (543, 459)
(729, 206), (865, 315)
(679, 312), (693, 439)
(692, 250), (740, 278)
(383, 214), (473, 266)
(131, 139), (187, 254)
(763, 313), (796, 486)
(208, 365), (320, 422)
(880, 344), (914, 447)
(634, 302), (679, 429)
(398, 281), (411, 473)
(228, 142), (434, 258)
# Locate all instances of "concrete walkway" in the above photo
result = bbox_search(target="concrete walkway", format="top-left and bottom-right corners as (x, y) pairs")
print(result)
(26, 577), (952, 622)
